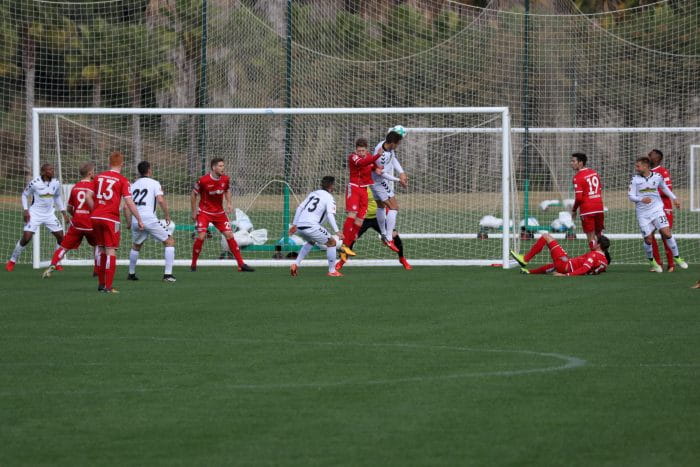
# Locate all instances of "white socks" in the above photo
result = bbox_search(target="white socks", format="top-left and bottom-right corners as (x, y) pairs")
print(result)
(129, 249), (139, 274)
(664, 236), (679, 257)
(164, 246), (175, 275)
(295, 243), (313, 266)
(376, 208), (387, 237)
(326, 246), (337, 272)
(10, 241), (26, 262)
(643, 241), (653, 260)
(386, 210), (398, 237)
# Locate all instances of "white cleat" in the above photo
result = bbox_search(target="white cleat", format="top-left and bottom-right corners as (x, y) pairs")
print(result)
(674, 257), (689, 270)
(42, 265), (56, 279)
(648, 260), (663, 273)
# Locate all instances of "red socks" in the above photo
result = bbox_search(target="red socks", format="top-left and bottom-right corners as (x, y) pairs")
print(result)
(524, 236), (547, 263)
(50, 247), (65, 266)
(343, 218), (358, 246)
(105, 255), (117, 289)
(191, 238), (204, 268)
(97, 253), (107, 287)
(226, 237), (245, 268)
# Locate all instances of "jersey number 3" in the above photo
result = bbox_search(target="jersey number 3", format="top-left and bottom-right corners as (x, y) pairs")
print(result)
(303, 196), (320, 212)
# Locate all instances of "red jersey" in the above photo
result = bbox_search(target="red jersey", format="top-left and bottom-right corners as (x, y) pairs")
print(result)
(194, 173), (229, 214)
(651, 165), (673, 210)
(67, 180), (94, 230)
(90, 170), (132, 223)
(572, 168), (604, 216)
(567, 250), (608, 276)
(348, 152), (381, 187)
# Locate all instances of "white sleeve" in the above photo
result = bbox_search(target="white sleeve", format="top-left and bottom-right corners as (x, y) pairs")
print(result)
(380, 171), (400, 182)
(628, 179), (641, 203)
(392, 156), (404, 174)
(156, 181), (164, 196)
(54, 184), (66, 211)
(326, 197), (339, 232)
(21, 181), (32, 210)
(292, 202), (304, 225)
(658, 178), (677, 200)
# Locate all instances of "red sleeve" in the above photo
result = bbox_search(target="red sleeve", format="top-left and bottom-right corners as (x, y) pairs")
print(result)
(357, 153), (382, 167)
(572, 175), (582, 210)
(663, 168), (672, 191)
(567, 262), (593, 276)
(193, 176), (201, 193)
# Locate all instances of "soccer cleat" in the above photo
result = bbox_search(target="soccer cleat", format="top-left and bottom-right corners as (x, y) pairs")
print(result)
(102, 288), (119, 294)
(5, 260), (15, 272)
(92, 270), (98, 277)
(327, 271), (343, 277)
(290, 264), (298, 277)
(691, 280), (700, 289)
(520, 267), (530, 275)
(55, 265), (63, 271)
(238, 264), (255, 272)
(667, 265), (675, 273)
(510, 250), (528, 268)
(381, 236), (400, 253)
(674, 256), (689, 269)
(339, 244), (356, 257)
(127, 274), (139, 281)
(648, 259), (663, 273)
(162, 274), (177, 282)
(399, 257), (413, 270)
(335, 259), (346, 271)
(97, 285), (106, 292)
(339, 251), (348, 263)
(190, 266), (197, 272)
(42, 265), (56, 279)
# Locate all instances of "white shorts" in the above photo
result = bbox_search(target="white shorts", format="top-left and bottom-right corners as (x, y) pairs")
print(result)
(131, 218), (170, 244)
(370, 180), (394, 202)
(24, 214), (63, 233)
(638, 210), (670, 237)
(296, 224), (331, 246)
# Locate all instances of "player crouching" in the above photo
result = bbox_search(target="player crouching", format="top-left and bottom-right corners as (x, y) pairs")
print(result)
(510, 233), (611, 276)
(289, 176), (343, 277)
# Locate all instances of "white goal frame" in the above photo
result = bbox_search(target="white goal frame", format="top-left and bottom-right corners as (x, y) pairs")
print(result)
(32, 106), (515, 269)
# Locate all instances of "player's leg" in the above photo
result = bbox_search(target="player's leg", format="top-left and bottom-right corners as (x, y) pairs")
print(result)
(393, 231), (412, 270)
(511, 234), (550, 267)
(649, 231), (662, 268)
(44, 226), (82, 278)
(384, 197), (399, 241)
(7, 221), (37, 270)
(321, 228), (341, 276)
(658, 223), (687, 269)
(101, 220), (122, 292)
(217, 216), (254, 272)
(378, 196), (400, 253)
(163, 236), (176, 281)
(528, 263), (556, 274)
(662, 210), (675, 271)
(637, 214), (662, 272)
(374, 199), (388, 238)
(47, 218), (66, 270)
(336, 218), (376, 271)
(128, 219), (148, 280)
(191, 213), (209, 271)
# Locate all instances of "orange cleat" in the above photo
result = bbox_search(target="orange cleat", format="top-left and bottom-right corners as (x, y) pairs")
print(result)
(381, 236), (400, 253)
(327, 271), (343, 277)
(290, 263), (298, 277)
(399, 257), (412, 270)
(5, 260), (15, 272)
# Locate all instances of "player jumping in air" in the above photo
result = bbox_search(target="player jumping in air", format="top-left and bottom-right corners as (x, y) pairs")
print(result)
(570, 152), (605, 249)
(629, 156), (687, 272)
(190, 158), (254, 272)
(336, 187), (412, 271)
(371, 126), (408, 253)
(86, 151), (145, 293)
(510, 233), (611, 276)
(340, 137), (382, 257)
(648, 149), (677, 272)
(6, 163), (70, 272)
(289, 176), (344, 277)
(123, 161), (176, 282)
(42, 162), (99, 278)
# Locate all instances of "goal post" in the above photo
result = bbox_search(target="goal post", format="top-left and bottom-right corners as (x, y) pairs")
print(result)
(31, 106), (517, 269)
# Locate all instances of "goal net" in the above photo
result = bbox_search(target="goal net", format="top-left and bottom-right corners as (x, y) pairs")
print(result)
(30, 107), (517, 268)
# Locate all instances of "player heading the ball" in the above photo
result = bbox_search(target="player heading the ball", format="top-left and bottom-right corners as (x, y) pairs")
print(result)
(190, 157), (254, 272)
(570, 152), (605, 250)
(289, 176), (344, 277)
(511, 233), (611, 276)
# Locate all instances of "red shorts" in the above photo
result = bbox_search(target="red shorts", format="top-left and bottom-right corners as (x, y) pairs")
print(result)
(580, 213), (605, 234)
(346, 185), (369, 219)
(92, 218), (121, 248)
(548, 240), (572, 273)
(61, 226), (96, 250)
(196, 212), (232, 233)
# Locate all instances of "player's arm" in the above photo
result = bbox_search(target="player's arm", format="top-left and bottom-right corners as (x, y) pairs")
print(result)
(224, 190), (233, 217)
(659, 178), (680, 209)
(353, 152), (382, 167)
(288, 203), (304, 234)
(379, 171), (400, 182)
(124, 197), (144, 230)
(122, 202), (132, 225)
(392, 157), (408, 187)
(190, 187), (199, 222)
(628, 180), (646, 204)
(326, 212), (342, 240)
(572, 179), (582, 214)
(21, 182), (32, 223)
(156, 194), (171, 224)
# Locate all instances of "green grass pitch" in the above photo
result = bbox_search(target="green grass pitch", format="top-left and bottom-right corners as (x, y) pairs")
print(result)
(1, 265), (699, 466)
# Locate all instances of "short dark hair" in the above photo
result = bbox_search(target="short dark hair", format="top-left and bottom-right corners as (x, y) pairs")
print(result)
(571, 152), (587, 165)
(321, 175), (335, 190)
(650, 149), (664, 160)
(137, 161), (151, 177)
(385, 131), (403, 144)
(355, 138), (368, 148)
(636, 156), (651, 166)
(210, 157), (224, 168)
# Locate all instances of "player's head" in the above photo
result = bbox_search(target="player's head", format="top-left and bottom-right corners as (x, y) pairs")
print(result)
(321, 175), (335, 192)
(598, 235), (611, 264)
(648, 149), (663, 166)
(570, 152), (587, 170)
(79, 162), (95, 180)
(40, 163), (54, 180)
(635, 156), (651, 175)
(355, 138), (368, 154)
(137, 161), (152, 178)
(210, 157), (225, 175)
(384, 130), (403, 149)
(109, 151), (124, 169)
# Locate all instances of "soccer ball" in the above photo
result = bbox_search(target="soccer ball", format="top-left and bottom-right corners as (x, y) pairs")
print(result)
(390, 125), (406, 136)
(159, 219), (176, 236)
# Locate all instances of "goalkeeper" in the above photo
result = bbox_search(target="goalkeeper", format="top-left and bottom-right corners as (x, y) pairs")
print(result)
(335, 187), (412, 271)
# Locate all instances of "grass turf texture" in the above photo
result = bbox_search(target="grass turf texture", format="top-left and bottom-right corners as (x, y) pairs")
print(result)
(1, 265), (698, 466)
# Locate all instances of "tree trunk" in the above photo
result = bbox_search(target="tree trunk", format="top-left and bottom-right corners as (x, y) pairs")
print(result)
(23, 31), (35, 178)
(91, 77), (101, 159)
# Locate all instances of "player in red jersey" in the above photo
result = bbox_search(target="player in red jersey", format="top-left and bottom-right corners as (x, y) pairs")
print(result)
(570, 152), (605, 249)
(511, 233), (611, 276)
(42, 162), (99, 278)
(85, 152), (144, 293)
(340, 138), (382, 255)
(190, 158), (254, 272)
(648, 149), (676, 272)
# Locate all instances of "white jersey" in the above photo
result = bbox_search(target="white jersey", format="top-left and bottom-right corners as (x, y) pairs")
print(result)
(371, 140), (404, 188)
(130, 177), (164, 223)
(628, 172), (676, 216)
(22, 177), (64, 218)
(293, 189), (339, 232)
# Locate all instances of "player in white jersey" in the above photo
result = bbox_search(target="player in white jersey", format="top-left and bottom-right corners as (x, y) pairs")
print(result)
(288, 176), (344, 277)
(123, 161), (176, 282)
(628, 156), (687, 271)
(6, 164), (69, 271)
(371, 126), (408, 253)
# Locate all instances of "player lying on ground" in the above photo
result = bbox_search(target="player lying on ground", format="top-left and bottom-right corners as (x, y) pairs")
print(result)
(648, 149), (677, 272)
(43, 162), (99, 278)
(288, 176), (344, 277)
(371, 126), (408, 253)
(510, 233), (611, 276)
(340, 137), (382, 257)
(570, 152), (605, 249)
(336, 187), (411, 271)
(191, 158), (254, 272)
(86, 151), (145, 293)
(6, 163), (70, 272)
(123, 161), (176, 282)
(628, 156), (687, 272)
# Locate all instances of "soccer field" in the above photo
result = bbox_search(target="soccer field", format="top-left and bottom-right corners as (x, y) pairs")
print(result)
(1, 265), (698, 466)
